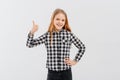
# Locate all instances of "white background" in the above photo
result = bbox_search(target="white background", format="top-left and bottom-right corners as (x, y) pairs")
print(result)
(0, 0), (120, 80)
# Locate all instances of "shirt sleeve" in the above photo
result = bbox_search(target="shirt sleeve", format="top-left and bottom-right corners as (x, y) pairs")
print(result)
(26, 32), (47, 48)
(70, 32), (86, 62)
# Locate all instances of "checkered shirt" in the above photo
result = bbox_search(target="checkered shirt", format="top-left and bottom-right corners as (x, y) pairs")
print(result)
(26, 29), (85, 71)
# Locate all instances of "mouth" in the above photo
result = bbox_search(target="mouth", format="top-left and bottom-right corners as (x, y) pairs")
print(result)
(57, 24), (63, 27)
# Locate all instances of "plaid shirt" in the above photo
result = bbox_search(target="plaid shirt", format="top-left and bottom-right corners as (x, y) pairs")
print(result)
(26, 29), (85, 71)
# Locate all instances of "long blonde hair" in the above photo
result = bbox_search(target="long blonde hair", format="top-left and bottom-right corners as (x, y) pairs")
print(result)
(48, 8), (71, 45)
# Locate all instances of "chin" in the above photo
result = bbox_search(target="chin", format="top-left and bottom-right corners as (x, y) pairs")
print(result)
(58, 28), (62, 30)
(56, 27), (62, 30)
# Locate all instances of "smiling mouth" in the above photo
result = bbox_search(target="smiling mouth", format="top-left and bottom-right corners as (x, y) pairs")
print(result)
(57, 24), (62, 27)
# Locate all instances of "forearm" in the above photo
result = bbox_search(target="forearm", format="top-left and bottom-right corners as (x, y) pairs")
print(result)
(74, 43), (85, 62)
(26, 32), (34, 48)
(26, 32), (46, 48)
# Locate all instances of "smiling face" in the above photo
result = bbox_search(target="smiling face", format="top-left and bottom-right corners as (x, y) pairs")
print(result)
(53, 13), (66, 31)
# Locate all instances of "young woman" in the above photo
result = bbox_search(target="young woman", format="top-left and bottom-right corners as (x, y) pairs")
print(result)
(26, 8), (85, 80)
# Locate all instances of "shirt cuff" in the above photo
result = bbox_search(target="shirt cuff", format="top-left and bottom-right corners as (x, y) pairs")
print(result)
(28, 31), (34, 38)
(73, 58), (79, 62)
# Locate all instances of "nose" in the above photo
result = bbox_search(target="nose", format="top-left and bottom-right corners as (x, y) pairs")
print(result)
(59, 20), (63, 23)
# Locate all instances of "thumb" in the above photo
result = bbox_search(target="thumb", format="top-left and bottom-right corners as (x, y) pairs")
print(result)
(32, 20), (35, 26)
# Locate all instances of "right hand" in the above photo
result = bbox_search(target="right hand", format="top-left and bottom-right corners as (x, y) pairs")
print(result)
(30, 20), (38, 34)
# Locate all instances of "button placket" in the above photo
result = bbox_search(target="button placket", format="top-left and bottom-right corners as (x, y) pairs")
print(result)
(57, 32), (61, 69)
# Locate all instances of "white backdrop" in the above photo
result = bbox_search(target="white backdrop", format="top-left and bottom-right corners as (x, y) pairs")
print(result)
(0, 0), (120, 80)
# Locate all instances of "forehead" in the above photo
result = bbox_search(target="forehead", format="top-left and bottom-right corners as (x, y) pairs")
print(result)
(54, 13), (65, 19)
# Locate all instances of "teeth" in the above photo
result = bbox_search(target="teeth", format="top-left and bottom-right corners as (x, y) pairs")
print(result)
(57, 24), (62, 27)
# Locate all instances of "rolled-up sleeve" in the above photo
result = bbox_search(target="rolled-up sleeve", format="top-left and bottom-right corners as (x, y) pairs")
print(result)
(70, 32), (86, 62)
(26, 32), (47, 48)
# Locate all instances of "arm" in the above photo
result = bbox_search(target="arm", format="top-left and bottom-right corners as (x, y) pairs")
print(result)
(26, 32), (46, 48)
(26, 20), (46, 48)
(70, 32), (86, 62)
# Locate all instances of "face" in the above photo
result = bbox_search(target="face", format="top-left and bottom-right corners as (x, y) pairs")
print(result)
(53, 13), (66, 31)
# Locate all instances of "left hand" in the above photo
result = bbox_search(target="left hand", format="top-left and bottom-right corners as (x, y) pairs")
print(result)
(64, 58), (78, 66)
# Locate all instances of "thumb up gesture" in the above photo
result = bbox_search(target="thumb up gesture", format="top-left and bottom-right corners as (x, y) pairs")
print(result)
(30, 20), (38, 34)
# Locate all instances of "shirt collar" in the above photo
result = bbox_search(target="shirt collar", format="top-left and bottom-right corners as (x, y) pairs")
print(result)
(53, 28), (64, 33)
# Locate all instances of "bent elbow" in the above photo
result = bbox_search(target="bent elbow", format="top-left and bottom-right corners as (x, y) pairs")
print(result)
(26, 44), (33, 48)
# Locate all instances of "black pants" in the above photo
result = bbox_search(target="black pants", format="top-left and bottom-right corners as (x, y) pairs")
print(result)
(47, 68), (72, 80)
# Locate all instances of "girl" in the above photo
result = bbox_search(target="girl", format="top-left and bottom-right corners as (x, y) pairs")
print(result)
(26, 8), (85, 80)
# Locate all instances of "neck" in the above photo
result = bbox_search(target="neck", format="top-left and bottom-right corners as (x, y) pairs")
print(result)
(54, 28), (62, 32)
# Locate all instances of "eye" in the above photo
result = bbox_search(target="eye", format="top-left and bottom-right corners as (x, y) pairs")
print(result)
(56, 18), (60, 20)
(62, 19), (65, 22)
